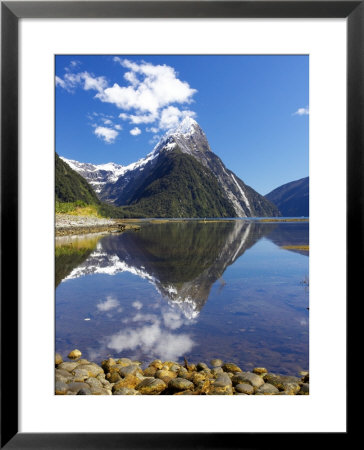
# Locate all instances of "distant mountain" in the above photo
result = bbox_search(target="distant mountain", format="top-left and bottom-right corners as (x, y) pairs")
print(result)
(55, 152), (99, 204)
(265, 177), (309, 217)
(61, 118), (280, 218)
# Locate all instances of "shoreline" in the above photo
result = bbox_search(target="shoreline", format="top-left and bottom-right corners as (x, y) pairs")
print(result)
(55, 350), (309, 395)
(55, 214), (308, 237)
(55, 214), (140, 236)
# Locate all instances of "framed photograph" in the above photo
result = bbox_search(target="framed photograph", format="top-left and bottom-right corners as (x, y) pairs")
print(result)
(1, 1), (357, 447)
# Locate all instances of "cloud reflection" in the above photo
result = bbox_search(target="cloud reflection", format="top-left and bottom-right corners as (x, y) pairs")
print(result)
(96, 295), (119, 312)
(106, 310), (195, 362)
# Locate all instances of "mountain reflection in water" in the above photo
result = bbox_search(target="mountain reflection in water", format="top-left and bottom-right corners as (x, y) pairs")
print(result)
(56, 220), (309, 374)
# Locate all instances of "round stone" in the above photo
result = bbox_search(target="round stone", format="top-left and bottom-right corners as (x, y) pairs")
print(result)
(213, 373), (232, 388)
(222, 363), (242, 373)
(58, 362), (78, 372)
(211, 367), (224, 377)
(68, 349), (82, 360)
(168, 378), (194, 392)
(210, 359), (223, 368)
(263, 373), (301, 393)
(116, 358), (132, 365)
(85, 377), (103, 389)
(119, 365), (142, 378)
(255, 383), (279, 395)
(136, 378), (167, 395)
(55, 353), (63, 366)
(113, 375), (140, 391)
(55, 381), (68, 395)
(252, 367), (268, 375)
(155, 369), (177, 381)
(55, 368), (73, 383)
(79, 364), (104, 378)
(196, 362), (209, 371)
(232, 372), (264, 389)
(71, 368), (89, 382)
(235, 383), (254, 394)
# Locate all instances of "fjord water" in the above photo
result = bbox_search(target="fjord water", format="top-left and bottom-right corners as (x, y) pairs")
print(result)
(55, 220), (309, 375)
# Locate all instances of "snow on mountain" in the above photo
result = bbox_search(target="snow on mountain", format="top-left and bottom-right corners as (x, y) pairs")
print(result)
(60, 117), (280, 217)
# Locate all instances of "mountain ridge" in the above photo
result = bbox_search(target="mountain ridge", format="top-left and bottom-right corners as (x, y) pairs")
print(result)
(60, 117), (280, 218)
(265, 176), (309, 217)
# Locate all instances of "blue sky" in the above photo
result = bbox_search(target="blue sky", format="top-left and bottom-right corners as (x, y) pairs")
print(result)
(56, 55), (308, 195)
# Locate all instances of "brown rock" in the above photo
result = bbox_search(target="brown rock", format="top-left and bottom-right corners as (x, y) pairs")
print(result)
(107, 372), (122, 383)
(79, 364), (104, 378)
(149, 360), (163, 370)
(119, 365), (143, 378)
(143, 366), (157, 377)
(113, 375), (140, 391)
(155, 369), (177, 384)
(58, 362), (78, 372)
(235, 383), (254, 394)
(232, 372), (264, 389)
(68, 349), (82, 360)
(55, 353), (63, 366)
(263, 373), (301, 393)
(101, 358), (116, 372)
(210, 359), (223, 368)
(222, 363), (242, 374)
(71, 368), (89, 382)
(252, 367), (268, 375)
(55, 381), (68, 395)
(136, 378), (167, 395)
(255, 383), (279, 395)
(168, 378), (194, 392)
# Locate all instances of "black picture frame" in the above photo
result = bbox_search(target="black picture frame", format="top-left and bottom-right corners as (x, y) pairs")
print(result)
(1, 1), (356, 447)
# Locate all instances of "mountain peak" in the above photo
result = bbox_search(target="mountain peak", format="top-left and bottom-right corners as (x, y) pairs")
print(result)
(172, 116), (199, 136)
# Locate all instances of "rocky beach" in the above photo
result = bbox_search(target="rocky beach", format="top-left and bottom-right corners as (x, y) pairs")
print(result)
(55, 350), (309, 395)
(55, 214), (140, 236)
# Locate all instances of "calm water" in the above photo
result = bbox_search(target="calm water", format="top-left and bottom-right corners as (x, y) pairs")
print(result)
(55, 220), (309, 375)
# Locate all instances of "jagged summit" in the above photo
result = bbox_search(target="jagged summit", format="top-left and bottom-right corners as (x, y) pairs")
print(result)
(153, 117), (211, 158)
(171, 116), (199, 136)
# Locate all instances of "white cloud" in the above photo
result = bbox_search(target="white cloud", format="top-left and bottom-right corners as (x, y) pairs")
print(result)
(56, 58), (198, 139)
(159, 106), (196, 131)
(100, 58), (197, 115)
(114, 124), (122, 130)
(130, 127), (141, 136)
(146, 127), (159, 134)
(55, 76), (66, 89)
(94, 126), (119, 143)
(56, 71), (107, 94)
(119, 112), (157, 125)
(96, 296), (119, 312)
(103, 119), (113, 125)
(293, 107), (309, 116)
(132, 300), (143, 310)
